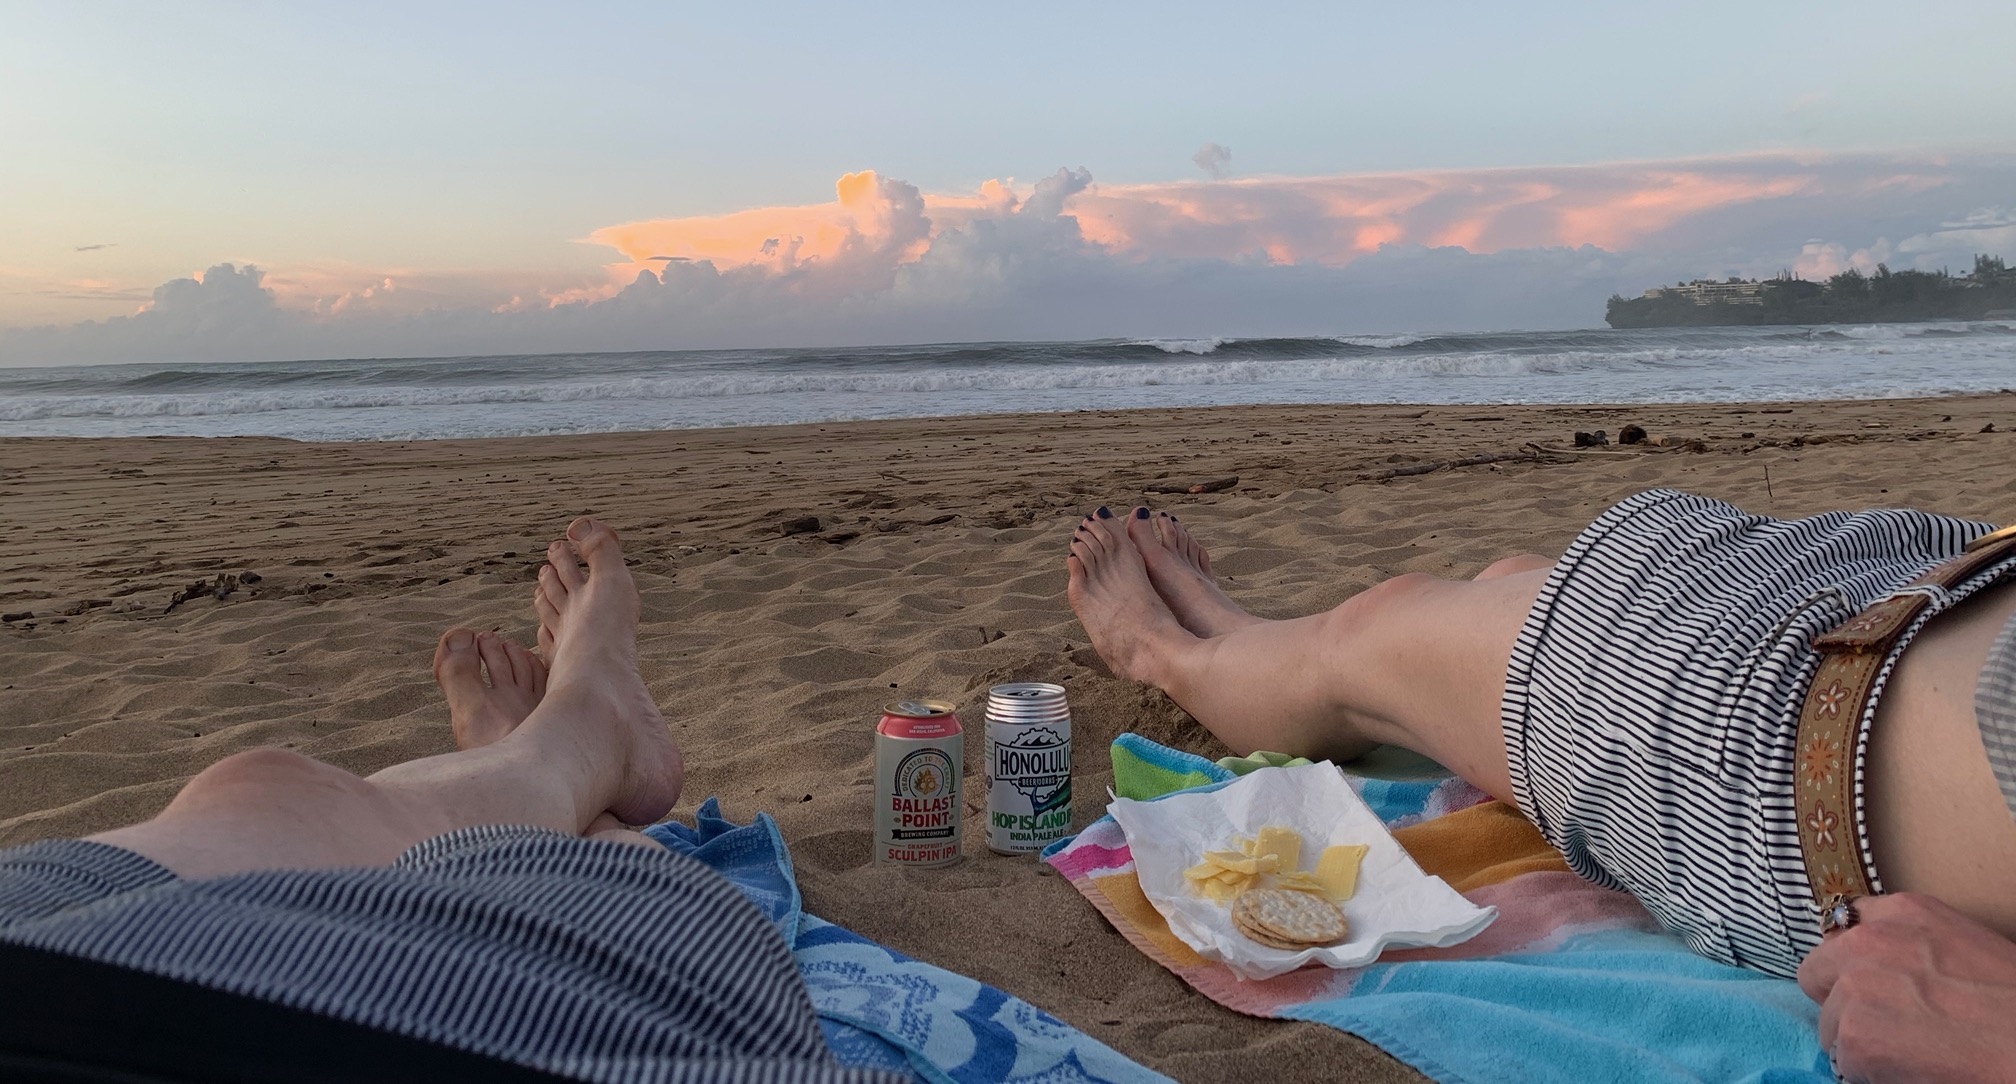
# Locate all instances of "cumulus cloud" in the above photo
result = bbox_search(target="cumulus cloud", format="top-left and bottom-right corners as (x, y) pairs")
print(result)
(1192, 142), (1232, 180)
(1893, 207), (2016, 269)
(5, 149), (2014, 366)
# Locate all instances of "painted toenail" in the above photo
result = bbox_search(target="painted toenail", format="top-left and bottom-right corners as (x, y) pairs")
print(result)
(448, 630), (474, 650)
(1134, 507), (1149, 519)
(1096, 506), (1112, 518)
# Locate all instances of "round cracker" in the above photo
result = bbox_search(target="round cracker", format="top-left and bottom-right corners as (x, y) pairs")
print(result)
(1234, 914), (1317, 951)
(1230, 887), (1349, 946)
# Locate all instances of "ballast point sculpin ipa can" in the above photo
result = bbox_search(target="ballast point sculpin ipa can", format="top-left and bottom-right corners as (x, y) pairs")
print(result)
(985, 682), (1073, 854)
(873, 700), (964, 867)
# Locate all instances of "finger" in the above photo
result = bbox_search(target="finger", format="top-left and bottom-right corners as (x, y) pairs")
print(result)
(1849, 890), (1950, 932)
(1798, 935), (1845, 1004)
(1816, 985), (1843, 1059)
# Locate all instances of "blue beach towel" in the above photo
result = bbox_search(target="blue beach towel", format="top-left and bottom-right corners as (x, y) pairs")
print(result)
(648, 800), (1166, 1084)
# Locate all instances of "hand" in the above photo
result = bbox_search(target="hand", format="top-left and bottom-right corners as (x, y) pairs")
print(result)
(1798, 892), (2016, 1083)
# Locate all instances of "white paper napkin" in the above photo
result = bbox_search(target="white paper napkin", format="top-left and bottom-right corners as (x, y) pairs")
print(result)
(1108, 761), (1495, 980)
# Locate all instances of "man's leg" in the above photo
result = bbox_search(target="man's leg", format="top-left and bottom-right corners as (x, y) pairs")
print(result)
(86, 518), (683, 879)
(1069, 506), (1551, 805)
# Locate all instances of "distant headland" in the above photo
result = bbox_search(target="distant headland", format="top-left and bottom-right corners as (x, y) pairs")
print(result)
(1607, 254), (2016, 328)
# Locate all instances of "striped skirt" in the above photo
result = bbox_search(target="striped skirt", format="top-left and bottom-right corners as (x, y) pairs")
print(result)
(0, 826), (906, 1083)
(1502, 489), (2004, 978)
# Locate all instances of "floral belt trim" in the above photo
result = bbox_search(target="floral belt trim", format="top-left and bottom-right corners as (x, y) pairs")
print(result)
(1797, 523), (2016, 926)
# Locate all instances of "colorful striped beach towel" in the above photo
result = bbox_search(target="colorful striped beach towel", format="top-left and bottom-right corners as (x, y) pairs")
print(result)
(1043, 735), (1838, 1084)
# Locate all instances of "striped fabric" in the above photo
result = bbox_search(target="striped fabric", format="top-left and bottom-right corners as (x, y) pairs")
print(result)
(1503, 489), (2010, 980)
(1980, 615), (2016, 824)
(0, 826), (907, 1084)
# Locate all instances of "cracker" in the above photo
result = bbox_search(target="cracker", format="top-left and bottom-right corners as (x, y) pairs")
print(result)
(1230, 887), (1349, 946)
(1232, 914), (1314, 951)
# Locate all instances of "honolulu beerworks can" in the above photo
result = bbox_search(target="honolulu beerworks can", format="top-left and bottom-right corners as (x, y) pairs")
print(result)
(873, 700), (964, 867)
(985, 682), (1073, 854)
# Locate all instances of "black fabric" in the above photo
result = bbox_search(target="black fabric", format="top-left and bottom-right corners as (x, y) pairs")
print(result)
(0, 940), (570, 1083)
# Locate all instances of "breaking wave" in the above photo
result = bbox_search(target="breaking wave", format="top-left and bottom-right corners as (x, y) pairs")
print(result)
(2, 321), (2012, 439)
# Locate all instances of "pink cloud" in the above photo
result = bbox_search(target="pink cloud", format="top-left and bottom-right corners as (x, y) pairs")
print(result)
(581, 153), (1924, 286)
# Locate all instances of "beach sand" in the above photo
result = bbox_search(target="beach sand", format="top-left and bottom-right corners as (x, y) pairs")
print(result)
(4, 393), (2013, 1080)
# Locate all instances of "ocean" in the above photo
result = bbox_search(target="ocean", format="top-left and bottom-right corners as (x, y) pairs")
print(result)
(2, 323), (2012, 442)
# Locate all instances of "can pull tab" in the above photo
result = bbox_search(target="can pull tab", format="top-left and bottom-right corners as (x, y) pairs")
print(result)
(895, 700), (935, 716)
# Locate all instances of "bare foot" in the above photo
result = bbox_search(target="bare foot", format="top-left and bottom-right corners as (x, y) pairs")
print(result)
(433, 628), (546, 750)
(1123, 507), (1263, 637)
(1066, 506), (1197, 684)
(534, 517), (684, 826)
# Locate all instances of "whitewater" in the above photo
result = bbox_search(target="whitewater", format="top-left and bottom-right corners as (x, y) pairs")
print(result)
(1, 323), (2012, 442)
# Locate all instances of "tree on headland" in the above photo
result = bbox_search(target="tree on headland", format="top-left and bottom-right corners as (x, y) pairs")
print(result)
(1606, 255), (2016, 328)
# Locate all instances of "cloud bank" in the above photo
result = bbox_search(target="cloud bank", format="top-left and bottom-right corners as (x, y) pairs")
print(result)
(6, 150), (2014, 366)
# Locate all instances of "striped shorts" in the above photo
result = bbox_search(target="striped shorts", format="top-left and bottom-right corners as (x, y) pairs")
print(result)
(1503, 489), (2006, 979)
(0, 826), (905, 1084)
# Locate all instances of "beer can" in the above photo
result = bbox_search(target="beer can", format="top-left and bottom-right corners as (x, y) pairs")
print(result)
(984, 682), (1073, 854)
(873, 700), (964, 867)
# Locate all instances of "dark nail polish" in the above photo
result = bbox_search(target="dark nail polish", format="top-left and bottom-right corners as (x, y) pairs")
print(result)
(1096, 506), (1112, 518)
(1134, 507), (1149, 519)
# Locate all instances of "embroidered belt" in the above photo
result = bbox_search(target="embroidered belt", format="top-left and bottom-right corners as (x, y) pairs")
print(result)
(1796, 522), (2016, 924)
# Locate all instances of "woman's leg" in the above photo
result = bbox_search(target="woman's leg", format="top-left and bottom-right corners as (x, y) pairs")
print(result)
(85, 518), (683, 879)
(1068, 506), (1551, 805)
(1080, 501), (2016, 943)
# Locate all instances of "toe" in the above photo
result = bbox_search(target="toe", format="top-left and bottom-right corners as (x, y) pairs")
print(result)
(476, 631), (514, 687)
(505, 640), (545, 698)
(546, 540), (585, 594)
(1085, 508), (1128, 552)
(433, 627), (482, 693)
(566, 517), (624, 570)
(1126, 507), (1163, 552)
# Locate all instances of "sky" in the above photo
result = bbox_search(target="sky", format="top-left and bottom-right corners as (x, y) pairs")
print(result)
(4, 1), (2015, 365)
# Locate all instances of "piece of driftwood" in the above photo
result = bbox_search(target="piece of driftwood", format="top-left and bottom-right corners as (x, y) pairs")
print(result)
(1359, 450), (1551, 481)
(1146, 475), (1239, 495)
(164, 573), (242, 615)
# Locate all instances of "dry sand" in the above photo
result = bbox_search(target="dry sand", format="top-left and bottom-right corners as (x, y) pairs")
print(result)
(3, 394), (2014, 1081)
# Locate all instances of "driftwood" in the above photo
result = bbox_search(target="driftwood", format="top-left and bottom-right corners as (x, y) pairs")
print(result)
(164, 573), (242, 615)
(1359, 450), (1555, 482)
(1145, 475), (1239, 495)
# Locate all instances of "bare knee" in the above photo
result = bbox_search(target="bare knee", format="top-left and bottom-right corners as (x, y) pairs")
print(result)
(1312, 572), (1446, 660)
(1339, 571), (1444, 619)
(173, 748), (370, 813)
(1476, 554), (1553, 581)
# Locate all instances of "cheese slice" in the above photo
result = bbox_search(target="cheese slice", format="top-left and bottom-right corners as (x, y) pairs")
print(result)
(1200, 877), (1241, 903)
(1252, 826), (1303, 871)
(1314, 844), (1370, 902)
